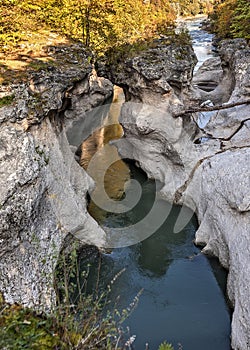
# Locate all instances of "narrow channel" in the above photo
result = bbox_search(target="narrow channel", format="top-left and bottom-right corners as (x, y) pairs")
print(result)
(67, 17), (231, 350)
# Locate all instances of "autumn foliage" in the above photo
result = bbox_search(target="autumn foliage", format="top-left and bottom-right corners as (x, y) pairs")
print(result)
(210, 0), (250, 39)
(0, 0), (176, 52)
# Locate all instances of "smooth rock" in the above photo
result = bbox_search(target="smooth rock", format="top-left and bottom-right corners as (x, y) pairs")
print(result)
(193, 57), (223, 91)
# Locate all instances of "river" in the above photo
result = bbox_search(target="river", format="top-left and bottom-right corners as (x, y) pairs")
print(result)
(67, 17), (231, 350)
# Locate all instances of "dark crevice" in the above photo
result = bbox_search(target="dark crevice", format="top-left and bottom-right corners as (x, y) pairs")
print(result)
(193, 117), (250, 144)
(194, 81), (218, 92)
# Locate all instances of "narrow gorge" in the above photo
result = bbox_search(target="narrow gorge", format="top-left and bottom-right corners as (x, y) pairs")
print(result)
(0, 16), (249, 350)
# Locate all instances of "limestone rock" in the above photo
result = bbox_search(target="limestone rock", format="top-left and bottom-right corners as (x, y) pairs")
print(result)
(188, 40), (249, 106)
(193, 57), (223, 91)
(189, 149), (250, 350)
(0, 56), (112, 309)
(97, 38), (197, 104)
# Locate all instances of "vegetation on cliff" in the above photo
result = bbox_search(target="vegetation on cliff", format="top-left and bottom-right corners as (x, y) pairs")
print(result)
(210, 0), (250, 39)
(0, 246), (176, 349)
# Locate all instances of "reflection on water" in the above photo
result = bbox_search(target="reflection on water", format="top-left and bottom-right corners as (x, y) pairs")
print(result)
(78, 165), (231, 350)
(79, 87), (130, 220)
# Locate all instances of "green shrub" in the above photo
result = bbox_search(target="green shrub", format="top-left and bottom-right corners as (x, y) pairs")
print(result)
(210, 0), (250, 39)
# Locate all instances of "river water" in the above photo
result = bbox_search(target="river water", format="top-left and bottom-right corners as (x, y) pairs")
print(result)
(180, 16), (217, 72)
(67, 17), (231, 350)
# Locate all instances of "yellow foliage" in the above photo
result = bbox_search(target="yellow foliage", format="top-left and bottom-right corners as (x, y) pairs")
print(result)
(0, 0), (176, 53)
(211, 0), (250, 39)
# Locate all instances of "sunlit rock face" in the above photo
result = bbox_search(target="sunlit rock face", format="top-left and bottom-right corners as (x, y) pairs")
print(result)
(97, 39), (197, 106)
(98, 38), (250, 350)
(0, 48), (113, 310)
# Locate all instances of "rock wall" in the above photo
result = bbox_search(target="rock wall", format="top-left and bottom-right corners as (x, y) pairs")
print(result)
(97, 39), (250, 350)
(0, 49), (113, 310)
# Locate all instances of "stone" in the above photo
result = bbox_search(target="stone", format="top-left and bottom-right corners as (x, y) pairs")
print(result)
(192, 57), (223, 91)
(97, 38), (197, 103)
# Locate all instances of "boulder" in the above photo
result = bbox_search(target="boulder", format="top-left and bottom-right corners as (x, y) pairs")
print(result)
(192, 56), (223, 91)
(97, 38), (197, 105)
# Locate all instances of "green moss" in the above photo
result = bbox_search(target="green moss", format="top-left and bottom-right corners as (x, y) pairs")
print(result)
(0, 94), (15, 107)
(27, 60), (54, 72)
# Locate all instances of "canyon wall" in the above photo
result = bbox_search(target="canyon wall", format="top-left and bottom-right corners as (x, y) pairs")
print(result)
(97, 38), (250, 350)
(0, 45), (112, 309)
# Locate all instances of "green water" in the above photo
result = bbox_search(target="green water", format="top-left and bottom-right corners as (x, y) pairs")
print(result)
(77, 162), (231, 350)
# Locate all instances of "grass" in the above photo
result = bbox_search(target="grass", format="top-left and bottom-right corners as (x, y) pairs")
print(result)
(0, 245), (140, 350)
(0, 29), (89, 86)
(0, 304), (66, 350)
(0, 267), (124, 349)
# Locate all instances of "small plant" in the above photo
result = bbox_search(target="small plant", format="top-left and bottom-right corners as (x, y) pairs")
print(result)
(0, 242), (143, 349)
(0, 297), (66, 349)
(0, 94), (15, 107)
(54, 244), (143, 349)
(0, 245), (182, 350)
(158, 341), (175, 350)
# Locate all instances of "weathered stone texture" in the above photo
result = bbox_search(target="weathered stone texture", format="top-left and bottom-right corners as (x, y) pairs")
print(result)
(0, 54), (113, 309)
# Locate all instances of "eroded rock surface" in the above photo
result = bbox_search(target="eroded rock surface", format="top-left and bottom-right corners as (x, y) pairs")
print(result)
(97, 39), (197, 105)
(98, 38), (250, 350)
(192, 56), (223, 91)
(0, 48), (113, 309)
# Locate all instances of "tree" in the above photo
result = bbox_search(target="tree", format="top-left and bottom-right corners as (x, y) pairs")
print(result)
(231, 0), (250, 39)
(210, 0), (250, 39)
(0, 0), (176, 53)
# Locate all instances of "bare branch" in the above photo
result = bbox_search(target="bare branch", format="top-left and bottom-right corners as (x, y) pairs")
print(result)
(173, 99), (250, 118)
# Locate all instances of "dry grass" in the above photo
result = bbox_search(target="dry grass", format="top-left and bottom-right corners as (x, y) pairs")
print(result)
(0, 29), (74, 85)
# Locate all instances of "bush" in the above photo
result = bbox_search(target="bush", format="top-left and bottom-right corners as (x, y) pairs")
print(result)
(158, 341), (175, 350)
